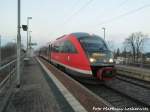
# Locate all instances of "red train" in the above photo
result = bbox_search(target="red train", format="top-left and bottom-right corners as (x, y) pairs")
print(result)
(40, 32), (115, 81)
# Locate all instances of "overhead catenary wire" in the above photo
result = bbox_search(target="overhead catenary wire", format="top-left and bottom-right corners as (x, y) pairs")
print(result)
(62, 0), (129, 30)
(63, 0), (94, 25)
(117, 0), (129, 9)
(98, 3), (150, 25)
(83, 0), (128, 26)
(68, 0), (81, 12)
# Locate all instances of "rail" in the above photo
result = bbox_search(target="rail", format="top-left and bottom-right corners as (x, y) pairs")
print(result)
(0, 54), (25, 91)
(116, 65), (150, 82)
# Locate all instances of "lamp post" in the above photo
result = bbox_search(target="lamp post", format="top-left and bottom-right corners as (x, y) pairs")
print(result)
(102, 27), (106, 40)
(29, 31), (32, 49)
(16, 0), (21, 88)
(27, 17), (32, 54)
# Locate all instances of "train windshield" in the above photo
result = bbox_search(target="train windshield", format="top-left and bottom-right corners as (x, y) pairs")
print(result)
(79, 36), (108, 53)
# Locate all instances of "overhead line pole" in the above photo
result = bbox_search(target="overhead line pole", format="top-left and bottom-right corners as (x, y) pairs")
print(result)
(16, 0), (21, 88)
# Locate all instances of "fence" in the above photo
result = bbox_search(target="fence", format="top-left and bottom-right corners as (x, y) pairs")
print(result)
(0, 54), (25, 91)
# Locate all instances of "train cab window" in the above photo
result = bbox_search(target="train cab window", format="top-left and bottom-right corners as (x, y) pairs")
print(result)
(63, 40), (77, 53)
(79, 36), (108, 53)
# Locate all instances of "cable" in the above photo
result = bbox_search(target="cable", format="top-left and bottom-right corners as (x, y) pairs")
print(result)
(117, 0), (128, 9)
(63, 0), (94, 24)
(95, 0), (128, 21)
(69, 0), (81, 12)
(98, 4), (150, 25)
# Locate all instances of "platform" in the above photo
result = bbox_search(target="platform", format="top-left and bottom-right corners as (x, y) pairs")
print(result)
(4, 57), (75, 112)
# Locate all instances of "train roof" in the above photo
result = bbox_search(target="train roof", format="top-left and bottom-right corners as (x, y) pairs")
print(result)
(55, 32), (90, 40)
(71, 32), (90, 38)
(71, 32), (103, 40)
(55, 32), (103, 41)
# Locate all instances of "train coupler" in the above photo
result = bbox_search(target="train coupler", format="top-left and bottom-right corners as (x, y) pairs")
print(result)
(96, 67), (115, 80)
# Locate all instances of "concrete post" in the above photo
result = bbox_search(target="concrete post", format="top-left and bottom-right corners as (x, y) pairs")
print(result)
(16, 0), (21, 88)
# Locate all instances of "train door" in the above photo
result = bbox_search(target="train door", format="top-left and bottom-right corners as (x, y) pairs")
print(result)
(62, 40), (70, 66)
(63, 40), (78, 68)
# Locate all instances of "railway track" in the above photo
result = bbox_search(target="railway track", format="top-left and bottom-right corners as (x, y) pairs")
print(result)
(42, 57), (150, 111)
(71, 74), (150, 110)
(82, 83), (149, 111)
(69, 72), (150, 109)
(116, 75), (150, 89)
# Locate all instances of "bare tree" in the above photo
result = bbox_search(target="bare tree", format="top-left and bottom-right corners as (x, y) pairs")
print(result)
(107, 40), (115, 51)
(116, 48), (120, 57)
(124, 32), (146, 63)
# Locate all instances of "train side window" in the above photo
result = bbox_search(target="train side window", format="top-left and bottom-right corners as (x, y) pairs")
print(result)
(63, 40), (77, 53)
(52, 44), (59, 52)
(59, 42), (64, 53)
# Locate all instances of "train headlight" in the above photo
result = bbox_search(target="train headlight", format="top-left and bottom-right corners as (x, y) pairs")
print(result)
(109, 58), (114, 63)
(89, 58), (96, 63)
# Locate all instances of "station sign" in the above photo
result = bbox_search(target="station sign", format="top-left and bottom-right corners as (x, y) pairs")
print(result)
(29, 42), (37, 46)
(22, 25), (28, 31)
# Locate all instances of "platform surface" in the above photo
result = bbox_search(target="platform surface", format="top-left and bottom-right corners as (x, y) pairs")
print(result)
(4, 57), (74, 112)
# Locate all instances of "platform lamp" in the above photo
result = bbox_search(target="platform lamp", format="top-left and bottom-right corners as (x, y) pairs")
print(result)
(27, 17), (32, 52)
(102, 27), (106, 40)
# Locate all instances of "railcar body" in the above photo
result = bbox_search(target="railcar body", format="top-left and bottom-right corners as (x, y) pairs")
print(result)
(41, 32), (115, 81)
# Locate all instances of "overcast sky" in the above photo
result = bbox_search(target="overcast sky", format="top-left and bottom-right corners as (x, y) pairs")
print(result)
(0, 0), (150, 51)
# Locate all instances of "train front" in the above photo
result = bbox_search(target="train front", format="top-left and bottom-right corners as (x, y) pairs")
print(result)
(78, 35), (116, 80)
